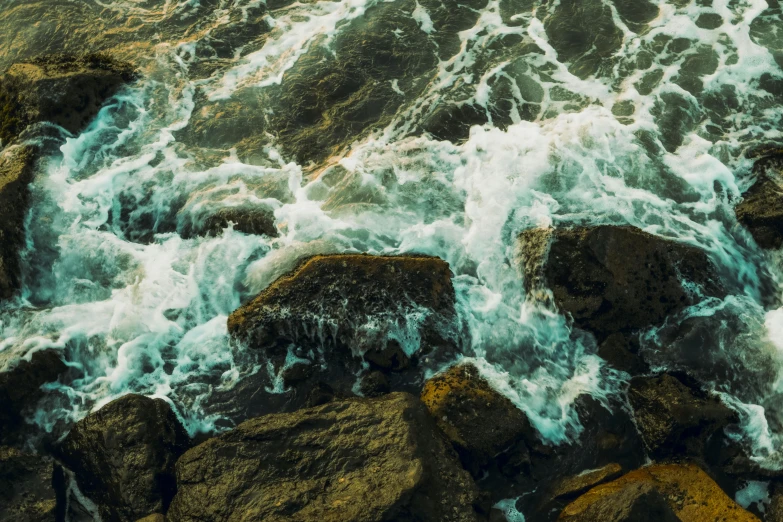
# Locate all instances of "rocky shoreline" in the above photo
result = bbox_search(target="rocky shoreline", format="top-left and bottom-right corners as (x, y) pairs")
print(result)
(1, 38), (783, 522)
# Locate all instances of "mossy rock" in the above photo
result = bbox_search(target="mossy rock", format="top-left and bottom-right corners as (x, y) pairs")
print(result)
(0, 446), (59, 522)
(559, 463), (760, 521)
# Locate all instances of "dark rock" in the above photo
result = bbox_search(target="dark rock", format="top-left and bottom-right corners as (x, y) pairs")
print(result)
(360, 371), (390, 397)
(735, 154), (783, 249)
(767, 482), (783, 522)
(280, 362), (314, 387)
(136, 515), (166, 522)
(0, 145), (37, 300)
(177, 204), (278, 239)
(167, 393), (484, 522)
(0, 54), (135, 145)
(304, 381), (336, 408)
(58, 394), (190, 522)
(0, 446), (58, 522)
(628, 373), (738, 460)
(550, 463), (623, 501)
(597, 333), (649, 375)
(518, 225), (725, 339)
(0, 349), (66, 444)
(420, 362), (535, 476)
(558, 463), (759, 521)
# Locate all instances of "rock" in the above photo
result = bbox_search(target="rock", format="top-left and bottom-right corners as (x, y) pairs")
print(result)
(58, 394), (190, 522)
(0, 53), (135, 145)
(420, 362), (535, 476)
(559, 463), (760, 521)
(767, 482), (783, 522)
(597, 334), (648, 375)
(551, 463), (624, 501)
(167, 392), (484, 522)
(226, 254), (461, 403)
(628, 373), (738, 460)
(735, 154), (783, 250)
(136, 515), (166, 522)
(0, 446), (59, 522)
(177, 204), (278, 239)
(518, 225), (725, 339)
(0, 349), (66, 444)
(0, 145), (36, 300)
(360, 371), (390, 397)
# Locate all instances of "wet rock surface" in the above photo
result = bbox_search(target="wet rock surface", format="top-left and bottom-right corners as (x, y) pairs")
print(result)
(735, 154), (783, 250)
(168, 392), (484, 522)
(518, 225), (726, 338)
(628, 373), (738, 460)
(559, 463), (760, 522)
(0, 145), (37, 300)
(0, 446), (59, 522)
(58, 394), (190, 522)
(177, 204), (278, 239)
(420, 362), (536, 476)
(0, 349), (66, 444)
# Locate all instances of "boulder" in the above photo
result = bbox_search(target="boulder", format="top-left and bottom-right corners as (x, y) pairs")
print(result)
(58, 394), (190, 522)
(167, 392), (484, 522)
(0, 348), (66, 444)
(550, 463), (624, 501)
(558, 463), (760, 521)
(420, 362), (535, 476)
(226, 254), (461, 403)
(735, 154), (783, 250)
(0, 446), (59, 522)
(628, 373), (738, 460)
(0, 145), (37, 300)
(177, 204), (278, 239)
(0, 53), (135, 145)
(518, 225), (725, 339)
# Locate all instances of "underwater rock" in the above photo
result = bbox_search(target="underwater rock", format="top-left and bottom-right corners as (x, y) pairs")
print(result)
(167, 392), (484, 522)
(420, 362), (536, 476)
(0, 53), (135, 145)
(558, 463), (760, 521)
(735, 154), (783, 250)
(0, 446), (59, 522)
(58, 394), (190, 522)
(628, 373), (738, 461)
(0, 348), (66, 444)
(518, 225), (726, 339)
(0, 145), (37, 300)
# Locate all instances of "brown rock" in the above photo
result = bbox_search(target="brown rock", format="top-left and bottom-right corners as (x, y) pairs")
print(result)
(551, 463), (624, 501)
(518, 225), (725, 338)
(420, 362), (535, 475)
(0, 145), (36, 300)
(0, 446), (59, 522)
(178, 204), (278, 239)
(559, 463), (759, 521)
(735, 154), (783, 250)
(628, 373), (738, 460)
(167, 393), (484, 522)
(136, 515), (166, 522)
(58, 394), (190, 522)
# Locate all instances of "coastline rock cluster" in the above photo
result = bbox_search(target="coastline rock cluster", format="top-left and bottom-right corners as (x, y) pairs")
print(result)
(1, 48), (782, 522)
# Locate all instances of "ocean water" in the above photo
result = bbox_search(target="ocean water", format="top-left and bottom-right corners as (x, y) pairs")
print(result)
(1, 0), (783, 498)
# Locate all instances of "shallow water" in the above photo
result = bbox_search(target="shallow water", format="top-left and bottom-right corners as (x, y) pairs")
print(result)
(1, 0), (783, 507)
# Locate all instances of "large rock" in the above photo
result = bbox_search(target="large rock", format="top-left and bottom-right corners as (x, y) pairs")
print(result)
(558, 463), (760, 521)
(420, 362), (536, 476)
(735, 153), (783, 250)
(518, 226), (725, 338)
(0, 54), (135, 145)
(0, 348), (66, 444)
(0, 145), (36, 300)
(58, 394), (190, 522)
(0, 446), (59, 522)
(628, 373), (737, 460)
(227, 254), (461, 401)
(167, 392), (484, 522)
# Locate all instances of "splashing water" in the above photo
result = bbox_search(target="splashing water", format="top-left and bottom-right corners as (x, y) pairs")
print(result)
(0, 0), (782, 471)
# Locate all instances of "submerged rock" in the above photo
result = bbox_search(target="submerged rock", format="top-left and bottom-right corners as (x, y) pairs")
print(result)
(0, 53), (135, 145)
(420, 362), (535, 476)
(0, 348), (66, 444)
(628, 373), (738, 460)
(167, 392), (484, 522)
(0, 446), (59, 522)
(735, 154), (783, 250)
(518, 225), (725, 339)
(0, 145), (37, 300)
(58, 394), (190, 522)
(559, 463), (760, 521)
